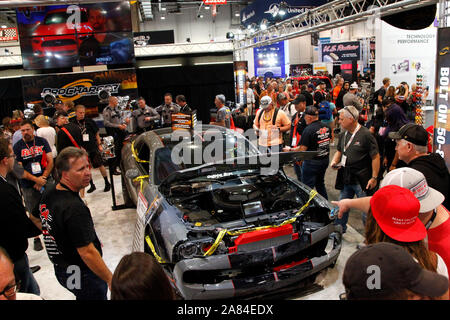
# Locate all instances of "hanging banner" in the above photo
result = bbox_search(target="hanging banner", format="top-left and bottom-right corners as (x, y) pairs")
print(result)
(321, 41), (361, 62)
(240, 0), (328, 29)
(434, 27), (450, 170)
(21, 68), (138, 117)
(234, 61), (248, 106)
(254, 41), (285, 79)
(133, 30), (175, 46)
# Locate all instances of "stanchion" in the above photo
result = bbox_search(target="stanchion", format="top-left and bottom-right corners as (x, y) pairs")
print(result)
(108, 158), (128, 211)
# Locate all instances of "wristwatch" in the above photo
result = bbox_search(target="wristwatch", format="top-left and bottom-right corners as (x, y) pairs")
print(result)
(371, 176), (378, 180)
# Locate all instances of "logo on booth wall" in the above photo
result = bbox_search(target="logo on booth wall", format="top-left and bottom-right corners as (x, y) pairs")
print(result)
(41, 79), (120, 102)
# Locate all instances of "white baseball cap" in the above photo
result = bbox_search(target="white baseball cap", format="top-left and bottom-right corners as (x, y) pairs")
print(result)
(260, 96), (272, 108)
(350, 82), (359, 90)
(380, 167), (444, 213)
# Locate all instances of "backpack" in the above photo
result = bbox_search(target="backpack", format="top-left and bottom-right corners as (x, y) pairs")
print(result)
(318, 101), (332, 121)
(370, 87), (382, 107)
(257, 107), (280, 126)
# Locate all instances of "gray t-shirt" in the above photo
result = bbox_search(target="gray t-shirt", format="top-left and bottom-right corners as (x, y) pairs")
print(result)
(216, 106), (231, 129)
(343, 92), (362, 111)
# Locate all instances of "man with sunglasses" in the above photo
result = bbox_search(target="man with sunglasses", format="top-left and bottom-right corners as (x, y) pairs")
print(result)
(0, 138), (41, 296)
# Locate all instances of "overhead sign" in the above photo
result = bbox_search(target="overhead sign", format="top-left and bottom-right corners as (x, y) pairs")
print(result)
(240, 0), (328, 29)
(203, 0), (227, 4)
(133, 30), (175, 46)
(434, 27), (450, 171)
(321, 41), (361, 62)
(0, 28), (18, 41)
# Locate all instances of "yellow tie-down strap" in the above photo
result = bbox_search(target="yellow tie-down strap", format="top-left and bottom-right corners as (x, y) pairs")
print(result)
(145, 235), (167, 264)
(204, 189), (318, 257)
(131, 140), (150, 163)
(133, 175), (149, 193)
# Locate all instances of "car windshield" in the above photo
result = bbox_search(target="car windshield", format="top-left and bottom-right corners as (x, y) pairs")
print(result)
(154, 129), (259, 185)
(44, 11), (88, 25)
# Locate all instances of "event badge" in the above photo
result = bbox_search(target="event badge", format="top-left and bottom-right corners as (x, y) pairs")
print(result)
(83, 134), (90, 142)
(31, 162), (42, 175)
(291, 136), (297, 147)
(340, 155), (347, 167)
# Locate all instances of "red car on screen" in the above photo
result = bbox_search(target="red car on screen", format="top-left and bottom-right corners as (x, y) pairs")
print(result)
(31, 8), (92, 59)
(291, 76), (334, 91)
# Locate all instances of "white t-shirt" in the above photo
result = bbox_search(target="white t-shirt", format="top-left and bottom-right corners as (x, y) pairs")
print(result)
(36, 126), (57, 157)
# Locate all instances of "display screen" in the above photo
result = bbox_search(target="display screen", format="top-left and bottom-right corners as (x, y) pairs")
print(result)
(16, 1), (134, 70)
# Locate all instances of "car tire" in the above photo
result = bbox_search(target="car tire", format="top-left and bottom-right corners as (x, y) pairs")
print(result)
(121, 174), (135, 208)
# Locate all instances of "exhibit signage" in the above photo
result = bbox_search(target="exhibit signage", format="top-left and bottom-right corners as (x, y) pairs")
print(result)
(240, 0), (328, 29)
(234, 61), (248, 106)
(21, 68), (138, 116)
(0, 28), (18, 41)
(290, 64), (313, 76)
(254, 41), (286, 78)
(434, 27), (450, 170)
(133, 30), (175, 46)
(321, 41), (361, 62)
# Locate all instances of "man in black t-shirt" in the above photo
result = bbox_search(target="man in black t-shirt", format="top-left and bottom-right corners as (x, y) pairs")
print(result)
(330, 106), (380, 233)
(0, 138), (41, 295)
(33, 147), (112, 300)
(72, 105), (110, 193)
(56, 111), (83, 154)
(286, 106), (331, 199)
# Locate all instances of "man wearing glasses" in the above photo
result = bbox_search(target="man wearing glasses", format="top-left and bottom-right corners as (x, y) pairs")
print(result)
(0, 138), (42, 296)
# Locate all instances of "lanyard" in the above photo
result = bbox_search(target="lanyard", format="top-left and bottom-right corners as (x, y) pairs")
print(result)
(343, 124), (361, 153)
(77, 120), (86, 134)
(292, 113), (301, 147)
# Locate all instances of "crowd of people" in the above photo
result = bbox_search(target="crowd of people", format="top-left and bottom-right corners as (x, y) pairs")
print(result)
(0, 72), (448, 301)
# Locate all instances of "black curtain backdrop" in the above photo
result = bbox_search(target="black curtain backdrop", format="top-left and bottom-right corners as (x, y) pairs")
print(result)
(0, 78), (24, 121)
(136, 64), (235, 124)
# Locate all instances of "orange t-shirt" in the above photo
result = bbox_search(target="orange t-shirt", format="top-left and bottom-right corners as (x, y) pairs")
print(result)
(254, 108), (291, 147)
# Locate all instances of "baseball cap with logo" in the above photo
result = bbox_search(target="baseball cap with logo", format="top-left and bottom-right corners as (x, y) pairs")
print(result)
(350, 82), (359, 90)
(388, 123), (428, 146)
(260, 96), (272, 109)
(370, 185), (426, 242)
(343, 242), (449, 300)
(380, 167), (444, 213)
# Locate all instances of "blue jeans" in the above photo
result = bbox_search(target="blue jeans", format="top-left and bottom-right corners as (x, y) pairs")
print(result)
(294, 162), (303, 182)
(301, 158), (329, 199)
(54, 265), (108, 300)
(334, 184), (367, 233)
(14, 253), (40, 295)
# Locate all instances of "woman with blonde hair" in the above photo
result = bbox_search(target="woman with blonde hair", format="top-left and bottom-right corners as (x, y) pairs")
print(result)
(35, 115), (57, 158)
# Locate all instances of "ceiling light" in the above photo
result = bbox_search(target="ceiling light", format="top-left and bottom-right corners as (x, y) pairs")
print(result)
(260, 19), (268, 31)
(205, 6), (210, 10)
(235, 13), (240, 17)
(161, 16), (166, 20)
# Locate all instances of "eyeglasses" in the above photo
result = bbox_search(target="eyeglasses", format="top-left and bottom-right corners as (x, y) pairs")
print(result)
(343, 106), (358, 120)
(0, 280), (20, 298)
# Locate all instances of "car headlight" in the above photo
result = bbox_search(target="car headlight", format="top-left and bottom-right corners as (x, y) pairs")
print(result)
(178, 242), (199, 259)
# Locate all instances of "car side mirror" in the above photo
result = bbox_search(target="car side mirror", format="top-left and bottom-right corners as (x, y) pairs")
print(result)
(125, 169), (140, 180)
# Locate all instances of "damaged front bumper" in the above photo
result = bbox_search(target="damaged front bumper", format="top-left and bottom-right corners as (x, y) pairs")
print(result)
(172, 224), (342, 300)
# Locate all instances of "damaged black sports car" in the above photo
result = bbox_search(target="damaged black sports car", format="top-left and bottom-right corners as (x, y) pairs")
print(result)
(120, 125), (342, 299)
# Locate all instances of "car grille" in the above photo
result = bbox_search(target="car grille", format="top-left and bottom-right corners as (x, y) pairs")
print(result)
(41, 39), (76, 47)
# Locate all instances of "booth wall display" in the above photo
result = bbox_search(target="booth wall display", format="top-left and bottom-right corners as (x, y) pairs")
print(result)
(16, 1), (134, 70)
(21, 68), (138, 116)
(240, 0), (328, 29)
(377, 20), (437, 106)
(133, 30), (175, 47)
(290, 64), (313, 76)
(254, 41), (286, 78)
(434, 27), (450, 171)
(234, 61), (248, 106)
(321, 41), (361, 63)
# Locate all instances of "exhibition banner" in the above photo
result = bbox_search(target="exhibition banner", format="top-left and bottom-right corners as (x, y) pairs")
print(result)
(434, 27), (450, 170)
(254, 41), (285, 79)
(378, 21), (437, 106)
(21, 68), (138, 116)
(240, 0), (327, 29)
(133, 30), (175, 47)
(234, 61), (248, 106)
(321, 41), (361, 62)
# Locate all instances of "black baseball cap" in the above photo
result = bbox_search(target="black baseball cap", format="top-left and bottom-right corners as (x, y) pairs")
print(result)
(343, 242), (448, 300)
(304, 106), (319, 116)
(388, 123), (428, 146)
(292, 94), (306, 105)
(54, 110), (68, 118)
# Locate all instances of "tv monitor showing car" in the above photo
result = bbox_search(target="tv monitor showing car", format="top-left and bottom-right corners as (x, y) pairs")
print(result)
(16, 1), (134, 70)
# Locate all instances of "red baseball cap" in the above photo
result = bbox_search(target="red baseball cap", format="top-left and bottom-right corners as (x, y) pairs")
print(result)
(370, 185), (426, 242)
